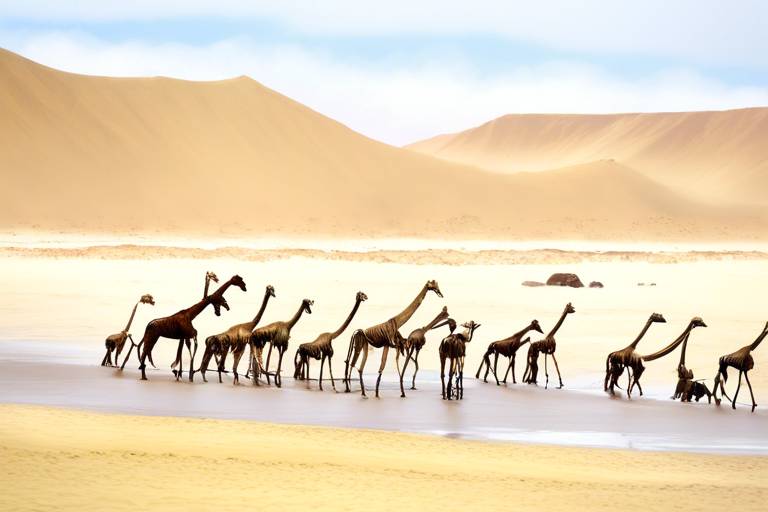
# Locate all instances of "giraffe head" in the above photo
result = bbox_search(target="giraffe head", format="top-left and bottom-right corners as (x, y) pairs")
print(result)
(690, 316), (707, 328)
(564, 302), (576, 314)
(356, 291), (368, 302)
(650, 312), (666, 323)
(530, 319), (543, 333)
(302, 299), (314, 315)
(461, 320), (481, 340)
(206, 271), (219, 284)
(426, 280), (443, 298)
(265, 285), (276, 298)
(140, 294), (155, 306)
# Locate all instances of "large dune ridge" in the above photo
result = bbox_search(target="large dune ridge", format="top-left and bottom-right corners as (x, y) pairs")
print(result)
(1, 48), (765, 240)
(406, 109), (768, 206)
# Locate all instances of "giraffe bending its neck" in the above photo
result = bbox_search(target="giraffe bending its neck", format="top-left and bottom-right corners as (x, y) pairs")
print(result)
(103, 294), (155, 367)
(131, 275), (246, 381)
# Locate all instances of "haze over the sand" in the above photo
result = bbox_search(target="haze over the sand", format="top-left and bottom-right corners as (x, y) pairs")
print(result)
(1, 48), (765, 241)
(407, 109), (768, 206)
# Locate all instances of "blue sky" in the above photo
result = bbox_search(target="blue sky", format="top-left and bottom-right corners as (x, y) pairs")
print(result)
(1, 1), (767, 144)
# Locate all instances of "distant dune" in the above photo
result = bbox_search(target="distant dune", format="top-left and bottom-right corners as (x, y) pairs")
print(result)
(407, 109), (768, 206)
(1, 48), (764, 240)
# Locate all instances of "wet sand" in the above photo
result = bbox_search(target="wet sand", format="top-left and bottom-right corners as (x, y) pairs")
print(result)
(1, 348), (766, 454)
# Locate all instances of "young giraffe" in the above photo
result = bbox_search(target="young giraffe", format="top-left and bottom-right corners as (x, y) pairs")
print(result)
(672, 324), (712, 403)
(130, 275), (246, 381)
(250, 298), (313, 387)
(522, 303), (576, 388)
(198, 285), (276, 383)
(344, 280), (443, 398)
(102, 294), (155, 367)
(476, 319), (542, 385)
(440, 320), (481, 400)
(603, 312), (667, 397)
(294, 291), (367, 390)
(712, 321), (767, 412)
(622, 317), (708, 398)
(400, 306), (452, 392)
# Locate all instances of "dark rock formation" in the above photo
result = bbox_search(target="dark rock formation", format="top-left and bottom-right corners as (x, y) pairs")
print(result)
(546, 273), (584, 288)
(589, 281), (604, 288)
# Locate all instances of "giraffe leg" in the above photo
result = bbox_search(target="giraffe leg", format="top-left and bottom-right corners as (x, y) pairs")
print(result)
(411, 349), (420, 390)
(502, 357), (513, 384)
(511, 355), (518, 384)
(440, 355), (447, 399)
(275, 347), (286, 388)
(732, 370), (743, 410)
(328, 355), (337, 391)
(712, 372), (722, 405)
(189, 336), (198, 382)
(231, 349), (243, 385)
(357, 343), (369, 398)
(544, 354), (549, 389)
(305, 357), (311, 386)
(744, 371), (757, 412)
(265, 344), (274, 385)
(475, 353), (486, 380)
(319, 356), (325, 391)
(396, 346), (408, 398)
(119, 342), (135, 371)
(447, 358), (456, 400)
(218, 345), (230, 384)
(492, 353), (500, 385)
(375, 346), (390, 398)
(101, 350), (110, 367)
(551, 353), (564, 389)
(174, 340), (184, 381)
(459, 357), (465, 399)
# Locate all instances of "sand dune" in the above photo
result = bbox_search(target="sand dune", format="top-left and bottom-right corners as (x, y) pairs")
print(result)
(1, 48), (764, 240)
(407, 109), (768, 205)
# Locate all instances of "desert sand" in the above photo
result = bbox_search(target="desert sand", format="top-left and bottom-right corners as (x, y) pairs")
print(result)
(406, 109), (768, 205)
(2, 404), (767, 512)
(1, 48), (765, 240)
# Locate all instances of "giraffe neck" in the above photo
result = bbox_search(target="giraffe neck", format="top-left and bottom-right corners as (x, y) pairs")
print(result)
(185, 278), (234, 320)
(123, 302), (139, 332)
(287, 303), (307, 330)
(629, 318), (654, 349)
(423, 308), (449, 331)
(203, 276), (211, 299)
(547, 308), (570, 337)
(678, 332), (690, 367)
(513, 323), (536, 340)
(331, 298), (363, 339)
(392, 284), (429, 328)
(249, 289), (273, 327)
(750, 323), (768, 351)
(643, 321), (695, 362)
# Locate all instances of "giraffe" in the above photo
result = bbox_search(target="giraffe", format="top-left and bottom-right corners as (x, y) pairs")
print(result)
(603, 312), (666, 397)
(294, 291), (367, 391)
(169, 271), (219, 375)
(475, 319), (542, 385)
(343, 280), (443, 398)
(250, 298), (313, 387)
(102, 294), (155, 367)
(129, 275), (246, 381)
(712, 321), (767, 412)
(197, 285), (276, 383)
(440, 320), (480, 400)
(400, 306), (451, 392)
(622, 317), (708, 399)
(522, 303), (576, 389)
(672, 324), (712, 403)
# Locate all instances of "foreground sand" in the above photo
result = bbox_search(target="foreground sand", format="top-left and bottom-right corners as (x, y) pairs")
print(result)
(1, 404), (766, 512)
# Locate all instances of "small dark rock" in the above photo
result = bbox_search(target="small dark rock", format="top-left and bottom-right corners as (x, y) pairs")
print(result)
(546, 273), (584, 288)
(589, 281), (604, 288)
(522, 280), (546, 287)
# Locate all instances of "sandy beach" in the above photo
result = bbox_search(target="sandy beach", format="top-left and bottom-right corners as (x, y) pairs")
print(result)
(2, 403), (767, 512)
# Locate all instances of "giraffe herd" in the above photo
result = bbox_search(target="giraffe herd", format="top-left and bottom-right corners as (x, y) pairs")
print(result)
(103, 271), (765, 411)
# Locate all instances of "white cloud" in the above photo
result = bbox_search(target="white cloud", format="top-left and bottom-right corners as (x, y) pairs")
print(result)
(3, 32), (768, 145)
(2, 1), (767, 68)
